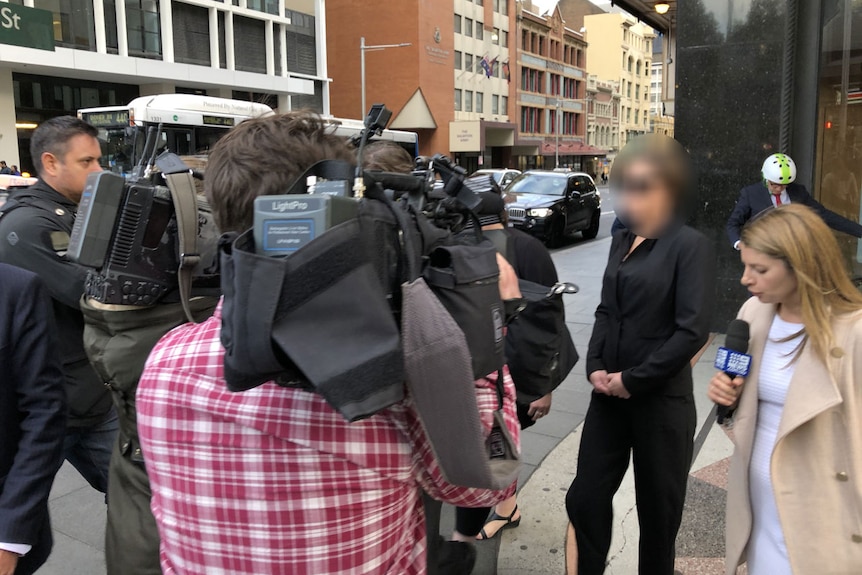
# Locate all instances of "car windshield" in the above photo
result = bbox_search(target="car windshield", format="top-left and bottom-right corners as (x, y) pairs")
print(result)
(508, 173), (567, 196)
(474, 171), (504, 184)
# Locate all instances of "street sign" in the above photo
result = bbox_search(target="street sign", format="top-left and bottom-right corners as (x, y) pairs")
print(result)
(0, 5), (55, 52)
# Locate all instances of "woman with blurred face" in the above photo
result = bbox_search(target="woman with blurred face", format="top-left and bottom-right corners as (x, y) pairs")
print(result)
(708, 204), (862, 575)
(566, 135), (714, 574)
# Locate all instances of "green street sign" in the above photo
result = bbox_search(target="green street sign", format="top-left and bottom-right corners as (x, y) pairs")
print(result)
(0, 5), (55, 52)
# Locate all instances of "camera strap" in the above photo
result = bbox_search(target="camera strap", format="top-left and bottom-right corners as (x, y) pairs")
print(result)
(164, 171), (201, 324)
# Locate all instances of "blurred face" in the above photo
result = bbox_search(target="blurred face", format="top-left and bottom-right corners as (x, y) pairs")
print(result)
(766, 180), (787, 194)
(615, 159), (674, 238)
(739, 244), (799, 306)
(40, 134), (102, 203)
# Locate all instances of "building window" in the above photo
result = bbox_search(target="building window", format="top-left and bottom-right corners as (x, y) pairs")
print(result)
(104, 1), (118, 54)
(501, 96), (508, 115)
(246, 0), (278, 14)
(126, 0), (162, 59)
(173, 2), (210, 66)
(31, 0), (96, 51)
(628, 56), (634, 72)
(454, 50), (462, 70)
(636, 60), (642, 75)
(455, 89), (462, 112)
(454, 14), (461, 34)
(520, 106), (540, 133)
(234, 15), (267, 73)
(501, 30), (508, 48)
(635, 84), (640, 100)
(476, 92), (483, 113)
(475, 21), (483, 40)
(285, 10), (318, 76)
(465, 18), (473, 38)
(492, 94), (499, 115)
(465, 53), (474, 73)
(465, 90), (473, 112)
(538, 36), (545, 56)
(493, 27), (500, 45)
(499, 0), (508, 15)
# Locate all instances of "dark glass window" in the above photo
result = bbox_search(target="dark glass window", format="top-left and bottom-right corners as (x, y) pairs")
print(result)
(173, 2), (210, 66)
(126, 0), (162, 59)
(246, 0), (278, 15)
(27, 0), (97, 51)
(235, 15), (266, 73)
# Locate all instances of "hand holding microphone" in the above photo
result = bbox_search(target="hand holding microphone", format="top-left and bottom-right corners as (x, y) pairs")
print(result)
(710, 319), (752, 425)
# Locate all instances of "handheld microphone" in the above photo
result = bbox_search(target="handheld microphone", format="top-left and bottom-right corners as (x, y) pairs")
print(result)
(714, 319), (751, 425)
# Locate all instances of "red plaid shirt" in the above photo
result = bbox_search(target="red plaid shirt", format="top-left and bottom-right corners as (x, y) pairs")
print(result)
(137, 301), (519, 575)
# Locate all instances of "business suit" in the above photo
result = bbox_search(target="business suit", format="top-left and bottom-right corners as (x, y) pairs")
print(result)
(726, 182), (862, 247)
(566, 225), (713, 575)
(0, 264), (67, 575)
(724, 298), (862, 575)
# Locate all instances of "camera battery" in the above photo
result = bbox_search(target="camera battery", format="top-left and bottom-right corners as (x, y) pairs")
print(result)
(68, 171), (125, 269)
(253, 194), (358, 256)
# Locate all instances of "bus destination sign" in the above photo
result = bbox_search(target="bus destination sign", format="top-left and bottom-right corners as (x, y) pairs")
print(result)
(83, 111), (130, 128)
(202, 115), (235, 127)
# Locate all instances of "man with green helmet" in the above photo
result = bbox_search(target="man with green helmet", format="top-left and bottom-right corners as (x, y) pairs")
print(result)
(726, 153), (862, 249)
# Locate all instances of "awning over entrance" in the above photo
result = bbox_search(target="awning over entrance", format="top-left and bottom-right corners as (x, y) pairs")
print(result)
(539, 141), (609, 156)
(390, 88), (437, 130)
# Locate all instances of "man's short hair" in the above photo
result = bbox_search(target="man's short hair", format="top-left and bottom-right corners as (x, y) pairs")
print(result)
(30, 116), (99, 177)
(361, 140), (414, 174)
(205, 111), (357, 233)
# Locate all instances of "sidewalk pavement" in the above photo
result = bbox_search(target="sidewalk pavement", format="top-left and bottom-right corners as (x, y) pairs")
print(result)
(38, 231), (738, 575)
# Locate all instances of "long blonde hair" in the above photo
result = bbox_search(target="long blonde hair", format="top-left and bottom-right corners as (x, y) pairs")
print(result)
(741, 204), (862, 362)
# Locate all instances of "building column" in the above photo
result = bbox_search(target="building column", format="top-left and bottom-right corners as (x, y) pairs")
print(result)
(159, 0), (174, 63)
(93, 0), (107, 54)
(278, 93), (291, 113)
(224, 11), (235, 70)
(209, 7), (219, 69)
(315, 0), (330, 115)
(265, 19), (274, 76)
(0, 68), (19, 168)
(211, 88), (233, 99)
(116, 0), (128, 56)
(139, 82), (176, 96)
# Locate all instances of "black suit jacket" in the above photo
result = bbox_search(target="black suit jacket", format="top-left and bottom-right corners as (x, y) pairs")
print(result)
(726, 181), (862, 246)
(587, 225), (713, 397)
(0, 264), (67, 575)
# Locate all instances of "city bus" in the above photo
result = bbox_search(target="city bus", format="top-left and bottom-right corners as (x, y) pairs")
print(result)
(79, 94), (275, 174)
(323, 116), (420, 158)
(79, 95), (420, 175)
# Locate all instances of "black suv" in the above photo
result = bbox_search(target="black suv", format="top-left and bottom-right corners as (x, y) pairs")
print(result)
(506, 171), (601, 247)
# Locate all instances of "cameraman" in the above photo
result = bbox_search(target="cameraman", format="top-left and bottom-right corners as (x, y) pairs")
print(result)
(0, 117), (116, 494)
(136, 111), (520, 575)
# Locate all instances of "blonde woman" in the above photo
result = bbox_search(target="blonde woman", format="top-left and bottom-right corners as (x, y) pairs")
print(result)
(709, 204), (862, 574)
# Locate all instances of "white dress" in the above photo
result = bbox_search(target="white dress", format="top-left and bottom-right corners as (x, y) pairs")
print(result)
(747, 315), (804, 575)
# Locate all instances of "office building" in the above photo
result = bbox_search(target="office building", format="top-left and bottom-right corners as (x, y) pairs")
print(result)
(513, 1), (604, 174)
(0, 0), (325, 170)
(326, 0), (516, 166)
(585, 74), (619, 172)
(582, 11), (654, 149)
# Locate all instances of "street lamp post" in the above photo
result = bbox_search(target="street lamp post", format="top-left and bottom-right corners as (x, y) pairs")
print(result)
(555, 99), (562, 169)
(360, 37), (412, 118)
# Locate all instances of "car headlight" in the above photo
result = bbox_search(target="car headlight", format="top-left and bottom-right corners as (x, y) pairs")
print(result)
(528, 208), (552, 218)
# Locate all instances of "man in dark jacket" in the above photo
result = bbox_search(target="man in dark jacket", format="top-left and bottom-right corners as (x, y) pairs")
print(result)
(726, 153), (862, 249)
(0, 264), (67, 575)
(0, 117), (117, 494)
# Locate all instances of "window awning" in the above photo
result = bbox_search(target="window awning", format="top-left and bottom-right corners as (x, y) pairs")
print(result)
(390, 89), (437, 130)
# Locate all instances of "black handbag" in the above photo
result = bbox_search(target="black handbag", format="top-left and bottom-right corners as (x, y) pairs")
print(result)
(505, 280), (580, 404)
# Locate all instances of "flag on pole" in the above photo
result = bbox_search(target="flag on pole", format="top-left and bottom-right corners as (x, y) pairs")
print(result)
(502, 61), (511, 83)
(480, 57), (493, 78)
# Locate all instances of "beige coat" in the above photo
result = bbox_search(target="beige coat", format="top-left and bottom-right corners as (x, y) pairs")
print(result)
(725, 298), (862, 575)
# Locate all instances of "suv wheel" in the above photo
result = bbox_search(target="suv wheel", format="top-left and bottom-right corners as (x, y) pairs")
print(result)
(582, 210), (600, 240)
(545, 218), (566, 248)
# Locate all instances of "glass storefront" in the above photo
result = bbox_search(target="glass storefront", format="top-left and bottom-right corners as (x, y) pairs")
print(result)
(13, 73), (139, 174)
(814, 0), (862, 278)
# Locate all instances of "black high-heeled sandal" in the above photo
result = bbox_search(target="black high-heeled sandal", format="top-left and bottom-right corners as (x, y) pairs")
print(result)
(477, 505), (521, 540)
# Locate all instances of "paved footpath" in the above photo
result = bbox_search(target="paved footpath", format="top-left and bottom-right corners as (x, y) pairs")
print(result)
(38, 229), (740, 575)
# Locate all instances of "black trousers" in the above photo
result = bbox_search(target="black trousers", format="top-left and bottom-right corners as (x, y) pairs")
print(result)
(565, 392), (695, 575)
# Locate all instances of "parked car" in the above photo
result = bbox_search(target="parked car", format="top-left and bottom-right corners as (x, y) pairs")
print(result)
(506, 170), (601, 247)
(470, 168), (521, 190)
